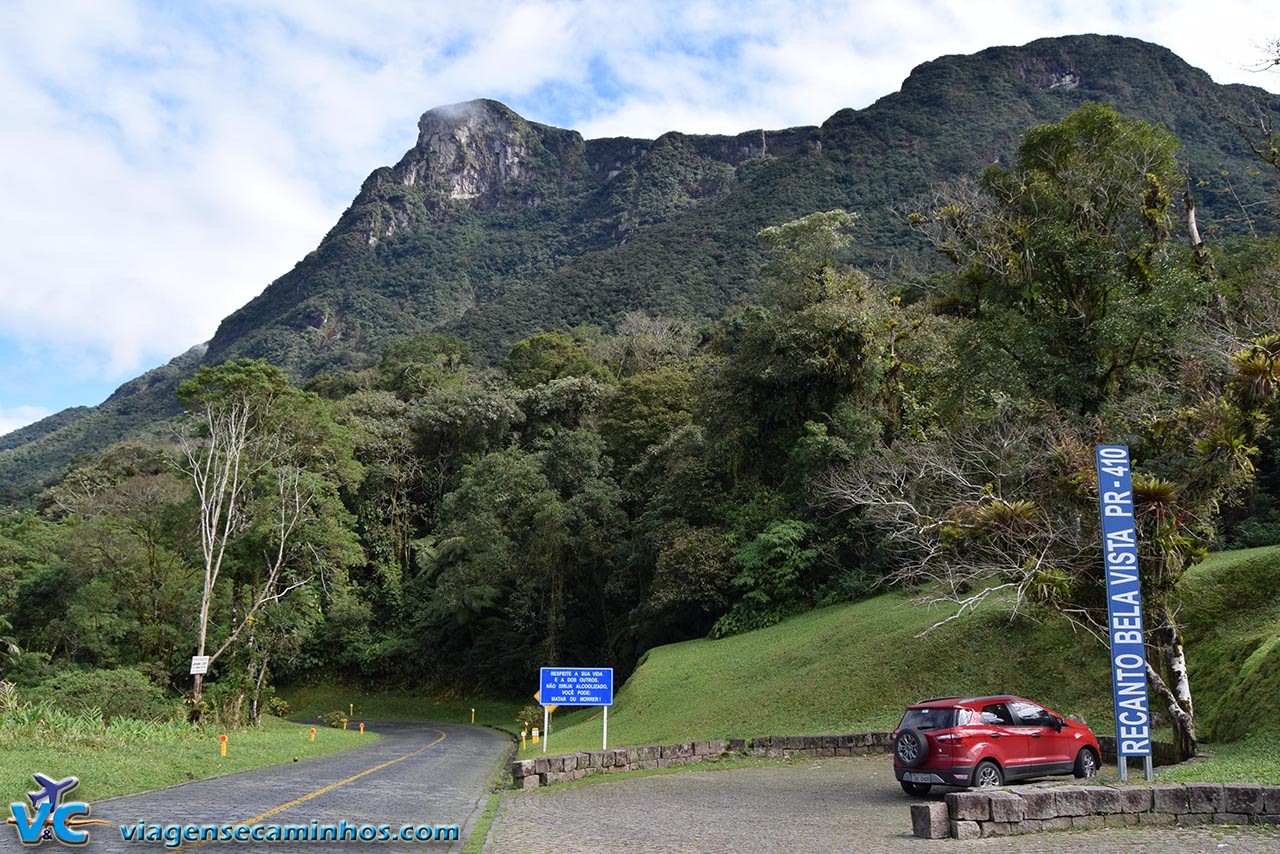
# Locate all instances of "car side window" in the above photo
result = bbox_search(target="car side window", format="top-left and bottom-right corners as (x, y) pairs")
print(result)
(1010, 701), (1054, 727)
(980, 703), (1013, 725)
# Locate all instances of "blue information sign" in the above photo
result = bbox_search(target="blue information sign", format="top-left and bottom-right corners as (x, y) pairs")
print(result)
(540, 667), (613, 706)
(1095, 445), (1152, 759)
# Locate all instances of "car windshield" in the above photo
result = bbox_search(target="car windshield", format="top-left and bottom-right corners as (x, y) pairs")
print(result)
(899, 707), (966, 730)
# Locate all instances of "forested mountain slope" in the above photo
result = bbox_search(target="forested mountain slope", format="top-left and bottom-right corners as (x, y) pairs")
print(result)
(2, 33), (1276, 496)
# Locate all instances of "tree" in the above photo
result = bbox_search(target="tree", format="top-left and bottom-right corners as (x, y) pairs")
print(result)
(60, 472), (197, 666)
(377, 333), (472, 399)
(176, 360), (359, 722)
(599, 366), (697, 470)
(705, 210), (898, 477)
(824, 332), (1280, 759)
(502, 332), (613, 389)
(911, 104), (1208, 413)
(599, 313), (698, 378)
(416, 430), (624, 689)
(709, 519), (818, 637)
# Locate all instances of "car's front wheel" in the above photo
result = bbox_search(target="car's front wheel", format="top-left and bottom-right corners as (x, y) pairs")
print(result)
(972, 759), (1004, 788)
(900, 780), (932, 796)
(1073, 747), (1099, 779)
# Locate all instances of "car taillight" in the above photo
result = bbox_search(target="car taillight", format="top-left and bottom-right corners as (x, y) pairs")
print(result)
(935, 733), (965, 743)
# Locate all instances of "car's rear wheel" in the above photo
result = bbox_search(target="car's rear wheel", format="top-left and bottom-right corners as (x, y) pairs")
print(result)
(973, 759), (1004, 788)
(894, 728), (928, 768)
(1073, 747), (1099, 779)
(900, 780), (932, 796)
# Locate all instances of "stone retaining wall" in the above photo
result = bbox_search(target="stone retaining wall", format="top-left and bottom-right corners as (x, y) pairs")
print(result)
(511, 732), (893, 789)
(1094, 735), (1181, 768)
(911, 783), (1280, 839)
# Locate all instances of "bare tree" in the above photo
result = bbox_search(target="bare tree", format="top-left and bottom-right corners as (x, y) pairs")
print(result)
(176, 360), (355, 723)
(821, 411), (1097, 634)
(600, 312), (698, 378)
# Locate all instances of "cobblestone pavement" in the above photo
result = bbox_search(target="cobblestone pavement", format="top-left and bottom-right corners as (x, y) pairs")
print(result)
(1, 721), (512, 854)
(484, 756), (1280, 854)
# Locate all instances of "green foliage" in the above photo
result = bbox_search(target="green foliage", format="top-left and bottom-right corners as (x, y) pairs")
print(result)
(598, 365), (696, 468)
(377, 333), (473, 398)
(917, 103), (1209, 413)
(28, 667), (174, 723)
(649, 524), (734, 611)
(710, 520), (818, 638)
(502, 332), (613, 389)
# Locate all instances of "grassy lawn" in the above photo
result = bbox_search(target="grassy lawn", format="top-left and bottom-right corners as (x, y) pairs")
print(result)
(279, 683), (524, 731)
(1153, 732), (1280, 785)
(0, 715), (373, 805)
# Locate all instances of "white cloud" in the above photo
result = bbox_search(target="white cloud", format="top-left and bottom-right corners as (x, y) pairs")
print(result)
(0, 406), (54, 438)
(0, 0), (1276, 417)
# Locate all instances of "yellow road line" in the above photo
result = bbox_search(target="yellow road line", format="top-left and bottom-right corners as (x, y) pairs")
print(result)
(178, 729), (447, 850)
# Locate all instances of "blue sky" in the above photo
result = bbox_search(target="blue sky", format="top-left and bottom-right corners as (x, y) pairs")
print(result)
(1, 0), (1277, 436)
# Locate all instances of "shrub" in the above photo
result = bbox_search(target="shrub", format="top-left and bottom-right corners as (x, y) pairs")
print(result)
(30, 667), (173, 723)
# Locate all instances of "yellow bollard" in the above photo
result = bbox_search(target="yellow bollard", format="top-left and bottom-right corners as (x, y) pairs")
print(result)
(471, 708), (475, 724)
(310, 727), (316, 742)
(342, 718), (348, 730)
(521, 730), (527, 750)
(219, 735), (227, 757)
(532, 727), (539, 744)
(359, 722), (365, 734)
(349, 703), (354, 717)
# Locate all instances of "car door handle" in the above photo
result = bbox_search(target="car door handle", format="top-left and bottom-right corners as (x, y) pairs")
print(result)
(990, 733), (1002, 738)
(1030, 733), (1041, 738)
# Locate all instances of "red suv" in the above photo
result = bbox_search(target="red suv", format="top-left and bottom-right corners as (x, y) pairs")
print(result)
(892, 695), (1101, 796)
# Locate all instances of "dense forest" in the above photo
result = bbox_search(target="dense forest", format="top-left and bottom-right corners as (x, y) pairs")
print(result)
(3, 41), (1280, 761)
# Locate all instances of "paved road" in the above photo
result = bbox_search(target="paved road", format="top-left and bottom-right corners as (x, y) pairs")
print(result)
(484, 756), (1280, 853)
(2, 721), (511, 854)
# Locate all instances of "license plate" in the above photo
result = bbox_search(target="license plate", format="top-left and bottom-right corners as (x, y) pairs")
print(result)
(905, 773), (931, 783)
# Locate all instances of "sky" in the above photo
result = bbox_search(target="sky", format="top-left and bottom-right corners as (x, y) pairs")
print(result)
(0, 0), (1277, 437)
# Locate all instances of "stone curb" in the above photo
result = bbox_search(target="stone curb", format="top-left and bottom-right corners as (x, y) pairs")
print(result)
(911, 782), (1280, 839)
(511, 732), (893, 788)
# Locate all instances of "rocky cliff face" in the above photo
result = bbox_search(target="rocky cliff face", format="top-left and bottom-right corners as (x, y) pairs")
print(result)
(354, 99), (605, 245)
(345, 99), (818, 246)
(404, 100), (539, 199)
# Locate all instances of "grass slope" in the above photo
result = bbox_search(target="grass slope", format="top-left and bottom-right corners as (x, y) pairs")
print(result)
(1179, 546), (1280, 742)
(531, 547), (1280, 765)
(527, 589), (1112, 758)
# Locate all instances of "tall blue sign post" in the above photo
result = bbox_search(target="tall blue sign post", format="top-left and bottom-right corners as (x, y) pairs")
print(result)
(1095, 446), (1154, 782)
(539, 667), (613, 752)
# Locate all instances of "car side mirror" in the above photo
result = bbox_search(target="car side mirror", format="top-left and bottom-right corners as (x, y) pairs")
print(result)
(1052, 715), (1064, 730)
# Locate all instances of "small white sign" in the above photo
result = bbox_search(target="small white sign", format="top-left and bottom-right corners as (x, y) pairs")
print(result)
(189, 656), (210, 675)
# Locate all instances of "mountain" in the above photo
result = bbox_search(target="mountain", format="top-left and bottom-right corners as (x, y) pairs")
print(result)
(2, 34), (1277, 498)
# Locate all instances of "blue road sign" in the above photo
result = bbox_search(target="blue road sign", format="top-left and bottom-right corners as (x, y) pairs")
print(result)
(1095, 445), (1152, 758)
(540, 668), (613, 706)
